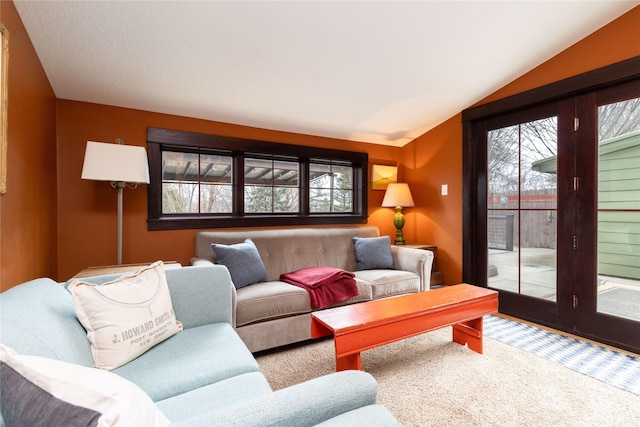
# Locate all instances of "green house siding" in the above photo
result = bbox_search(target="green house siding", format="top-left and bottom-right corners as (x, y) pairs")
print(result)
(532, 130), (640, 280)
(598, 130), (640, 279)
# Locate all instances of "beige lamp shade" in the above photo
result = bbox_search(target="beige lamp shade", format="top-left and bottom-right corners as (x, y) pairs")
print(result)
(81, 141), (150, 184)
(81, 140), (149, 265)
(381, 183), (415, 208)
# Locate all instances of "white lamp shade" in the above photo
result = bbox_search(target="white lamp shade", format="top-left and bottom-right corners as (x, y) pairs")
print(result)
(381, 183), (415, 208)
(81, 141), (150, 184)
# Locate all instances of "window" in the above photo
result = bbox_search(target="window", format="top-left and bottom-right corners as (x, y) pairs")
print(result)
(146, 128), (368, 230)
(309, 162), (353, 213)
(244, 157), (299, 214)
(162, 152), (233, 214)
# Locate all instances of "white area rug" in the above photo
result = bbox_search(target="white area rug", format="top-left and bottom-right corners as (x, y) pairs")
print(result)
(256, 324), (640, 426)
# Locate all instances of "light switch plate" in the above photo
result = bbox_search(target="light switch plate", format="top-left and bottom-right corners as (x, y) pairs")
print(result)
(441, 184), (448, 196)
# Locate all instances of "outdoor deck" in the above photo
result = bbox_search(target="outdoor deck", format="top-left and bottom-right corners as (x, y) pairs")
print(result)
(488, 248), (640, 322)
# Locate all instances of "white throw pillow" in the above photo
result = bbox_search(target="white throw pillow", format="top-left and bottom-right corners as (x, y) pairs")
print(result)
(0, 344), (170, 427)
(68, 261), (183, 370)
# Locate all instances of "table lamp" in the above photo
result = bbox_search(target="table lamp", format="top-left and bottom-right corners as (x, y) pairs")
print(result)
(381, 183), (415, 245)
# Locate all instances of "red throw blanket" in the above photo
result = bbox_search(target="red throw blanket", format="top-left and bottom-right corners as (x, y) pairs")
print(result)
(280, 266), (359, 309)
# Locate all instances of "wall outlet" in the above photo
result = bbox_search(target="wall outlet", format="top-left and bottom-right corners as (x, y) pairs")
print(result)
(441, 184), (448, 196)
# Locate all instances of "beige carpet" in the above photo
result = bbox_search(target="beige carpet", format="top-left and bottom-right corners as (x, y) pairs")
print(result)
(255, 327), (640, 426)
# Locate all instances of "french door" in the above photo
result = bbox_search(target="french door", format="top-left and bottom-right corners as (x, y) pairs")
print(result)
(463, 59), (640, 353)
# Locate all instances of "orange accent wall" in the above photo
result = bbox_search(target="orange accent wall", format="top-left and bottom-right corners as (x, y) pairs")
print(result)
(55, 101), (400, 280)
(0, 1), (57, 291)
(398, 115), (463, 285)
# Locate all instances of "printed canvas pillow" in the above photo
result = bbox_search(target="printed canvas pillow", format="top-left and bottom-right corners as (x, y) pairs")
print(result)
(353, 236), (395, 271)
(0, 344), (170, 427)
(211, 238), (268, 289)
(68, 261), (183, 370)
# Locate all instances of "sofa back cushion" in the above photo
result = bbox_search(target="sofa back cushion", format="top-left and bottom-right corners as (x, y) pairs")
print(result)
(195, 227), (381, 281)
(65, 265), (235, 330)
(0, 279), (94, 367)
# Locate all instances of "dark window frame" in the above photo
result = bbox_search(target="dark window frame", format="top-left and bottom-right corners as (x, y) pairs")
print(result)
(146, 128), (368, 230)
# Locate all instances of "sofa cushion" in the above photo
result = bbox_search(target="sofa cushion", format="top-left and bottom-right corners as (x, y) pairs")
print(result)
(236, 281), (312, 327)
(0, 344), (170, 427)
(353, 236), (395, 270)
(329, 278), (373, 306)
(113, 322), (260, 402)
(354, 269), (420, 298)
(68, 261), (183, 370)
(155, 372), (272, 423)
(212, 238), (268, 289)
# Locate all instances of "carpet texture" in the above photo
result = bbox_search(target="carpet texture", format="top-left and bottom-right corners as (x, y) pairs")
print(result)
(255, 324), (640, 426)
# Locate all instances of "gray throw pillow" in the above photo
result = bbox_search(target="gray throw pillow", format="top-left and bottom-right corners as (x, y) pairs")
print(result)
(353, 236), (395, 271)
(211, 238), (268, 289)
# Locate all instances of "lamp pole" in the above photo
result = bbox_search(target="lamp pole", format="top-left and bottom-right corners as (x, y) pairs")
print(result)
(114, 181), (125, 265)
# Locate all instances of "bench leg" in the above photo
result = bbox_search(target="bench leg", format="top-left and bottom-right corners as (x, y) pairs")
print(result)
(452, 317), (484, 354)
(335, 352), (362, 371)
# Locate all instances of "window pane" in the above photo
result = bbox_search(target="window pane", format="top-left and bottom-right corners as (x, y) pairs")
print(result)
(332, 190), (352, 212)
(244, 158), (299, 213)
(488, 125), (519, 209)
(163, 182), (198, 213)
(309, 163), (353, 213)
(310, 164), (331, 189)
(487, 115), (558, 302)
(200, 154), (232, 184)
(310, 188), (331, 212)
(162, 151), (233, 214)
(522, 117), (557, 210)
(244, 185), (273, 213)
(162, 152), (199, 213)
(597, 96), (640, 320)
(163, 152), (198, 182)
(200, 184), (232, 213)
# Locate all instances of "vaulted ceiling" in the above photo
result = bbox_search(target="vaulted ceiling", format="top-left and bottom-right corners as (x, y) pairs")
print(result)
(15, 1), (639, 146)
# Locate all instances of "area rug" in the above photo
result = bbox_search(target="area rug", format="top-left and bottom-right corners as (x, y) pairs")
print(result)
(484, 315), (640, 395)
(255, 324), (640, 426)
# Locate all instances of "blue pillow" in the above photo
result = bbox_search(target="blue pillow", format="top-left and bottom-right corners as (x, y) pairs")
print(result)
(211, 238), (268, 289)
(353, 236), (395, 271)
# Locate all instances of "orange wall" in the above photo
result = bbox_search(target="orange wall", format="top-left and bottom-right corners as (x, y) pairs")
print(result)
(56, 101), (400, 280)
(399, 6), (639, 285)
(0, 1), (57, 291)
(398, 115), (463, 285)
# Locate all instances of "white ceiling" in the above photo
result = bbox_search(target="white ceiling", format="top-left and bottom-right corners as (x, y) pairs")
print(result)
(15, 1), (639, 147)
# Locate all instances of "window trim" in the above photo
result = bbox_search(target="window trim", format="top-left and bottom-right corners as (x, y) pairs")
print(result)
(146, 128), (368, 230)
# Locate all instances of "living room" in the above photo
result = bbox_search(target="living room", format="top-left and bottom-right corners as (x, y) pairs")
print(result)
(1, 1), (639, 425)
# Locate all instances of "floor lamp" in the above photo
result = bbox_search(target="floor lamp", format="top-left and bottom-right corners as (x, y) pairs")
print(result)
(81, 140), (150, 265)
(381, 183), (415, 245)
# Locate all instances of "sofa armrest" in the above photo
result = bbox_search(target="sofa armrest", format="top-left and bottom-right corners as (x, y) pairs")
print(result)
(391, 246), (434, 292)
(165, 265), (236, 329)
(190, 257), (214, 267)
(169, 371), (386, 427)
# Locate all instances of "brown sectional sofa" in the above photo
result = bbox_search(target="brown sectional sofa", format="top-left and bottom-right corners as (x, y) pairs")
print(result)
(191, 226), (434, 352)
